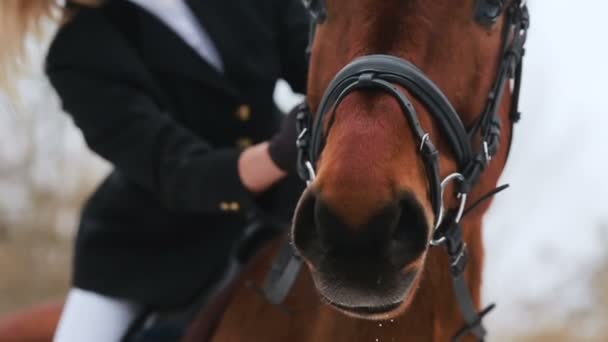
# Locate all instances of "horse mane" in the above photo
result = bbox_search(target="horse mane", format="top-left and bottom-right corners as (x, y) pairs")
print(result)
(0, 0), (102, 94)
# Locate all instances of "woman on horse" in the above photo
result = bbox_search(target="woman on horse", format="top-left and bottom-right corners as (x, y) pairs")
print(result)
(1, 0), (309, 341)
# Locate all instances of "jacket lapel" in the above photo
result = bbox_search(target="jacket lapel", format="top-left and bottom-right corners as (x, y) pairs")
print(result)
(135, 2), (240, 98)
(186, 0), (244, 86)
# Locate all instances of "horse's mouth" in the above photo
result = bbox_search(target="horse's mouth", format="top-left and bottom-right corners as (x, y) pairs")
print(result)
(313, 267), (419, 320)
(324, 298), (404, 319)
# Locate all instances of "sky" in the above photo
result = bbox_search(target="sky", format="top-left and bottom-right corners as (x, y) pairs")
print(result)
(481, 0), (608, 337)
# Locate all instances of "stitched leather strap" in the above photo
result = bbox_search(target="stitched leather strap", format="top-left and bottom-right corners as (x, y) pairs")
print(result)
(262, 237), (302, 305)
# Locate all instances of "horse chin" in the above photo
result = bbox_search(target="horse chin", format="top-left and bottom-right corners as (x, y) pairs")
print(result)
(310, 267), (422, 321)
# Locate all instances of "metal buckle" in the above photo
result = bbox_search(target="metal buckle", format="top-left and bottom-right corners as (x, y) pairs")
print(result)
(419, 133), (430, 152)
(430, 173), (468, 246)
(304, 161), (316, 185)
(296, 127), (309, 149)
(483, 140), (492, 163)
(296, 126), (316, 185)
(301, 0), (327, 23)
(451, 243), (467, 268)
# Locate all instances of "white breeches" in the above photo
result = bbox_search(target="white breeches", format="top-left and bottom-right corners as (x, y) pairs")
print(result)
(53, 288), (142, 342)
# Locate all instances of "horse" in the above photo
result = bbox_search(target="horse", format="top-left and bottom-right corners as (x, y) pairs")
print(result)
(184, 0), (529, 341)
(0, 301), (63, 342)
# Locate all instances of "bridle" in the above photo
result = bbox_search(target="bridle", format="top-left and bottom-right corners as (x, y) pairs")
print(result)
(297, 0), (528, 233)
(263, 1), (529, 341)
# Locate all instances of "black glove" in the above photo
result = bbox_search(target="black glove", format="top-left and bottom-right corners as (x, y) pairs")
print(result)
(268, 104), (301, 174)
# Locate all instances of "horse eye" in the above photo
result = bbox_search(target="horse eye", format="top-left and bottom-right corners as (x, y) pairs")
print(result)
(474, 0), (505, 27)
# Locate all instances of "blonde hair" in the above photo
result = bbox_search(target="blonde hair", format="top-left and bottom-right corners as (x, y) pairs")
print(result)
(0, 0), (101, 94)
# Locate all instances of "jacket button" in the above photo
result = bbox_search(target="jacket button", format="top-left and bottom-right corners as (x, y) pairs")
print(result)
(236, 137), (253, 149)
(219, 202), (230, 211)
(219, 201), (240, 212)
(236, 105), (251, 122)
(228, 202), (240, 212)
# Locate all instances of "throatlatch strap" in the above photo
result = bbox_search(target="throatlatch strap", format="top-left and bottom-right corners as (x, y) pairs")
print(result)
(442, 218), (493, 341)
(262, 237), (302, 305)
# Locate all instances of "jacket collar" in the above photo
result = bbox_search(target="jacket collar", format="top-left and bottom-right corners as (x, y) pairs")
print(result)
(131, 0), (241, 98)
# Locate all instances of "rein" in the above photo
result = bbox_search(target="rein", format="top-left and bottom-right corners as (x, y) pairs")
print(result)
(262, 1), (529, 341)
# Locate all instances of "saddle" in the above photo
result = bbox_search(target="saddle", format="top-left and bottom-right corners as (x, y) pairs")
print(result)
(124, 219), (286, 342)
(124, 156), (305, 342)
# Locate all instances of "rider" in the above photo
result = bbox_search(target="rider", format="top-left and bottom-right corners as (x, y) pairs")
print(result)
(40, 0), (309, 340)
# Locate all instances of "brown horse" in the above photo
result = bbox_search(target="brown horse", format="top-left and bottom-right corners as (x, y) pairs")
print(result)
(186, 0), (529, 341)
(0, 302), (63, 342)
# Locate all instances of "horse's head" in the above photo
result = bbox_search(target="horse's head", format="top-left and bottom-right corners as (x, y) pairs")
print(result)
(292, 0), (524, 320)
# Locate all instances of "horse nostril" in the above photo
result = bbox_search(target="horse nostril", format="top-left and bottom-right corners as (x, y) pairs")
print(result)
(389, 194), (429, 269)
(292, 189), (429, 270)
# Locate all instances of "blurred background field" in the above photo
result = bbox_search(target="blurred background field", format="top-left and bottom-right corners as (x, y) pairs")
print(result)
(1, 0), (607, 341)
(0, 36), (107, 315)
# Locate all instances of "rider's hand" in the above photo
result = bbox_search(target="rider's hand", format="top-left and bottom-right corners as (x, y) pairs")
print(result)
(238, 142), (286, 194)
(238, 104), (301, 194)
